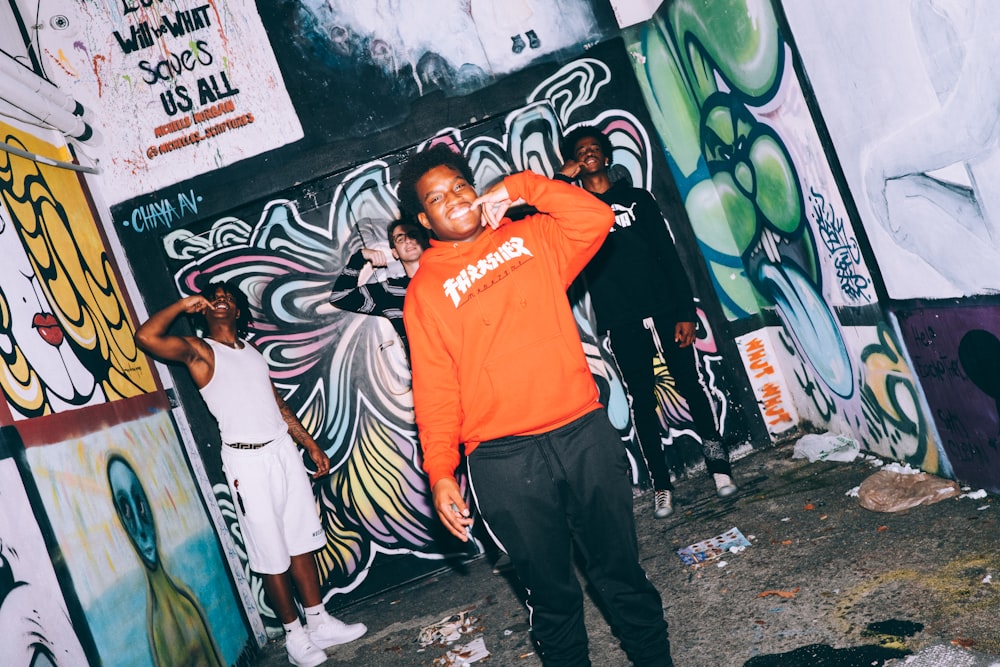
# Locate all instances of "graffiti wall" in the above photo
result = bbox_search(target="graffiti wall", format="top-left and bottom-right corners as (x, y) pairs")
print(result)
(0, 437), (94, 667)
(895, 304), (1000, 492)
(123, 40), (757, 618)
(0, 117), (254, 663)
(782, 0), (1000, 300)
(620, 0), (950, 476)
(11, 0), (304, 206)
(0, 119), (156, 416)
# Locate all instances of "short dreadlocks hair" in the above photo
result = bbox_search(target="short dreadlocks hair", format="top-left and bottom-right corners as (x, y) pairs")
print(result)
(195, 279), (252, 337)
(397, 143), (476, 216)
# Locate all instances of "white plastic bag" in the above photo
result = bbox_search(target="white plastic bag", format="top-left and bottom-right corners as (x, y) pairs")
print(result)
(792, 432), (860, 462)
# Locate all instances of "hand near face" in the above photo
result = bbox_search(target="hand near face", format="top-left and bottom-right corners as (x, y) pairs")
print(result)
(473, 183), (526, 230)
(559, 159), (582, 179)
(473, 183), (512, 230)
(179, 295), (212, 314)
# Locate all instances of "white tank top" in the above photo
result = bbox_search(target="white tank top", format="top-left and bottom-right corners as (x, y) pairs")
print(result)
(199, 338), (289, 445)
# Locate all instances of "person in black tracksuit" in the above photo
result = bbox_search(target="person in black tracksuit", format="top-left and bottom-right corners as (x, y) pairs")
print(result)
(560, 126), (738, 519)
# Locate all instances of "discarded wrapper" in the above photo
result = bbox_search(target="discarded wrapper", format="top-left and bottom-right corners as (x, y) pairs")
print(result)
(418, 610), (479, 647)
(432, 636), (490, 666)
(677, 527), (752, 567)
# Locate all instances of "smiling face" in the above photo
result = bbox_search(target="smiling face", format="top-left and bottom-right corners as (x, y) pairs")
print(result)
(572, 135), (610, 175)
(415, 165), (483, 243)
(205, 287), (239, 322)
(390, 222), (426, 263)
(196, 282), (250, 336)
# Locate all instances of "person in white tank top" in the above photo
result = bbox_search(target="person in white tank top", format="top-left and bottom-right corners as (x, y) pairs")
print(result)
(135, 280), (366, 667)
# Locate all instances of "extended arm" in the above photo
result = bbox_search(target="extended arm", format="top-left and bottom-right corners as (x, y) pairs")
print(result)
(274, 388), (331, 477)
(403, 293), (473, 541)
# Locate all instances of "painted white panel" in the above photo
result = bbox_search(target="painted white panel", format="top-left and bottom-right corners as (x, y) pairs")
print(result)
(21, 1), (303, 206)
(784, 0), (1000, 299)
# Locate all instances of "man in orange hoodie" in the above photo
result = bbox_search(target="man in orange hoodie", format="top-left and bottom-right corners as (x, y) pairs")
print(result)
(399, 144), (674, 667)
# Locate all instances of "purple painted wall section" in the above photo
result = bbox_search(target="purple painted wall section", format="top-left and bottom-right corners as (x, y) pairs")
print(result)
(896, 305), (1000, 492)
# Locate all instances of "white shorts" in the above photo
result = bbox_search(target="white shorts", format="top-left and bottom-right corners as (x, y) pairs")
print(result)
(220, 433), (325, 574)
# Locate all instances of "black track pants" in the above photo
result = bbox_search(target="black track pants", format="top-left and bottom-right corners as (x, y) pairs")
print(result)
(608, 317), (732, 490)
(467, 410), (673, 667)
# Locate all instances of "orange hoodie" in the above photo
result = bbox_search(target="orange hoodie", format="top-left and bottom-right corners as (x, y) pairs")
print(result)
(403, 170), (614, 488)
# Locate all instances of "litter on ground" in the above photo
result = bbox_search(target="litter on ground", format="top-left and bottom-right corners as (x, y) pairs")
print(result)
(856, 469), (962, 513)
(677, 527), (752, 567)
(431, 637), (490, 666)
(792, 432), (860, 462)
(757, 588), (800, 599)
(418, 610), (479, 648)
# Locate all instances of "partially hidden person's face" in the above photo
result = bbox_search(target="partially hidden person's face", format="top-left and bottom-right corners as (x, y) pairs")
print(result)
(573, 136), (609, 174)
(416, 165), (483, 243)
(391, 224), (425, 263)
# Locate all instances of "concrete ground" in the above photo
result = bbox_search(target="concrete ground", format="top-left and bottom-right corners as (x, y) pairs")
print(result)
(252, 442), (1000, 666)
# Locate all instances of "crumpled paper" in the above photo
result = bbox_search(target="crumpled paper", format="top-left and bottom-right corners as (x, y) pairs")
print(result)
(432, 637), (490, 666)
(418, 610), (479, 647)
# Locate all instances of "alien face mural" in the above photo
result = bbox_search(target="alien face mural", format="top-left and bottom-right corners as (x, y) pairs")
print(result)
(108, 455), (157, 569)
(106, 453), (224, 666)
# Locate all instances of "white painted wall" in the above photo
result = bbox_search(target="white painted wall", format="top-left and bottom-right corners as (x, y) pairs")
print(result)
(784, 0), (1000, 299)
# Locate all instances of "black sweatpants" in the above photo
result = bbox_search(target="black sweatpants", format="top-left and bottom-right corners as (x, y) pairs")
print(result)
(608, 316), (732, 491)
(467, 409), (673, 667)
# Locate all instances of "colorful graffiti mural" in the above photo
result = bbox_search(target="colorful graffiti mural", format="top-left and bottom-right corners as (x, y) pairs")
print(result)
(0, 115), (255, 659)
(622, 0), (945, 474)
(0, 120), (156, 422)
(7, 1), (304, 206)
(150, 55), (750, 608)
(0, 449), (93, 667)
(896, 305), (1000, 492)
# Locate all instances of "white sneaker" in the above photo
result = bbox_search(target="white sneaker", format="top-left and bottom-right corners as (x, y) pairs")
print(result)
(285, 630), (328, 667)
(653, 489), (674, 518)
(714, 473), (738, 498)
(309, 616), (368, 649)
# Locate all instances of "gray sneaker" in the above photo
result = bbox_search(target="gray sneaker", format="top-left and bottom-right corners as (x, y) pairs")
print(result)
(653, 489), (674, 518)
(714, 473), (738, 498)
